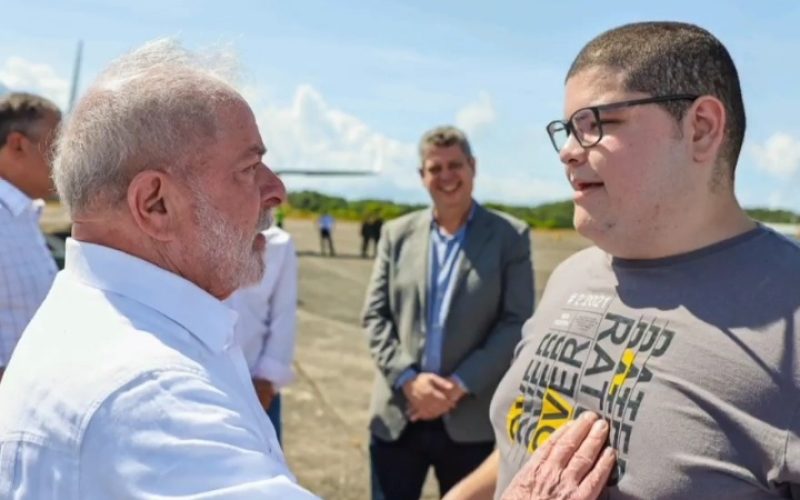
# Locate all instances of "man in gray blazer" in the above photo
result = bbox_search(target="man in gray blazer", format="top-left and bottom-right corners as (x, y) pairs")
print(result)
(362, 125), (534, 499)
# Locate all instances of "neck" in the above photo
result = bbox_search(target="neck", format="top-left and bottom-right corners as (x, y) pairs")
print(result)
(72, 210), (235, 300)
(600, 194), (755, 259)
(434, 201), (472, 234)
(72, 212), (178, 276)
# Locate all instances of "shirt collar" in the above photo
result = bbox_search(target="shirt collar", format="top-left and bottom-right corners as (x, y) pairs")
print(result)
(430, 200), (478, 235)
(63, 238), (238, 353)
(0, 178), (36, 217)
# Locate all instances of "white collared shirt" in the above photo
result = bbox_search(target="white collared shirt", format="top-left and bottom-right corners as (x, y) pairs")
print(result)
(0, 239), (317, 499)
(226, 227), (298, 388)
(0, 178), (56, 366)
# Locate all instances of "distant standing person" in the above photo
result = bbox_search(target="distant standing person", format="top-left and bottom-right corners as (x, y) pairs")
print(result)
(226, 225), (298, 444)
(361, 214), (383, 259)
(317, 212), (335, 256)
(362, 125), (534, 499)
(0, 92), (61, 383)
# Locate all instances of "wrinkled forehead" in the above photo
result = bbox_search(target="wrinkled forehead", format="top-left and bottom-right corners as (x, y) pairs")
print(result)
(210, 99), (265, 157)
(563, 66), (632, 117)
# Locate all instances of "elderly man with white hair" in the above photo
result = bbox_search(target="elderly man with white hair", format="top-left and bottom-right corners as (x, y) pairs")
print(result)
(0, 40), (318, 498)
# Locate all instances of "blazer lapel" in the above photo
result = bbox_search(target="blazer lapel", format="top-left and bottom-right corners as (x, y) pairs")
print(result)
(408, 211), (432, 335)
(451, 205), (493, 300)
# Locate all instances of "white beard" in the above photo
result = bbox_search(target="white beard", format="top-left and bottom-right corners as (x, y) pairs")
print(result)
(192, 189), (270, 291)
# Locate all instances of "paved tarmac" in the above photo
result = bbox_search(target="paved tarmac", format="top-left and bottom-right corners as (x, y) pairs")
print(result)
(281, 218), (590, 499)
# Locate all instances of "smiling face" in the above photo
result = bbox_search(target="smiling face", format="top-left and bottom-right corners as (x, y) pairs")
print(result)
(420, 144), (475, 217)
(560, 66), (697, 256)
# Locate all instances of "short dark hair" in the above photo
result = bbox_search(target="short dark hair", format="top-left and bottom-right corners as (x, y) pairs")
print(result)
(0, 92), (61, 148)
(567, 22), (745, 180)
(418, 125), (473, 164)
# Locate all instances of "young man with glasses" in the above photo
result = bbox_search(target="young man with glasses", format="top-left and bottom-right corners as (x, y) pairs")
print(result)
(446, 21), (800, 499)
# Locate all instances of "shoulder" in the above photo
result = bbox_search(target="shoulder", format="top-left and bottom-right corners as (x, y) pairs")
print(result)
(479, 206), (530, 238)
(79, 364), (243, 451)
(758, 226), (800, 256)
(550, 245), (606, 280)
(748, 226), (800, 279)
(383, 209), (428, 237)
(92, 367), (225, 422)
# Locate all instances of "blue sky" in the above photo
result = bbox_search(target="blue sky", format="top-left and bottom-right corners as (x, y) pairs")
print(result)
(2, 0), (799, 211)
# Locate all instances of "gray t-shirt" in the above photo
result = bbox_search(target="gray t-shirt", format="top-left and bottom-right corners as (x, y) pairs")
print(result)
(490, 227), (800, 499)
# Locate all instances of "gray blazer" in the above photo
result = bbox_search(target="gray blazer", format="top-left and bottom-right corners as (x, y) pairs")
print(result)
(362, 205), (534, 443)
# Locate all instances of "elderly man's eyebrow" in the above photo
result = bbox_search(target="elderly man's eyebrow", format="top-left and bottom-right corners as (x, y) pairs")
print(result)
(238, 144), (267, 162)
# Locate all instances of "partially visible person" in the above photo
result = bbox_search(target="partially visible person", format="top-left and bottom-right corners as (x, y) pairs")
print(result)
(0, 40), (317, 498)
(372, 215), (383, 246)
(226, 224), (298, 444)
(363, 125), (534, 499)
(318, 211), (336, 256)
(275, 204), (286, 228)
(0, 92), (60, 384)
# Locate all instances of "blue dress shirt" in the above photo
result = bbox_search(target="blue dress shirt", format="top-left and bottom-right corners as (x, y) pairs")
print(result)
(395, 203), (476, 391)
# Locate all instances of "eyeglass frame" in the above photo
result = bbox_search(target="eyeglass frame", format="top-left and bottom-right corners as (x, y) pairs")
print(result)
(545, 94), (700, 153)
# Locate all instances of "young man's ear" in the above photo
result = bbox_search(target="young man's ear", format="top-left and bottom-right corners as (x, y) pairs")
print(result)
(687, 96), (726, 165)
(126, 170), (176, 242)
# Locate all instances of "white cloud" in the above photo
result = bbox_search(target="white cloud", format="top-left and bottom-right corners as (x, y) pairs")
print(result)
(750, 132), (800, 178)
(0, 57), (70, 109)
(254, 84), (570, 206)
(455, 91), (496, 138)
(255, 84), (421, 200)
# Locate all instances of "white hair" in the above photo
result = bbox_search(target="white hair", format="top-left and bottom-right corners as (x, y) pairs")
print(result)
(53, 38), (243, 214)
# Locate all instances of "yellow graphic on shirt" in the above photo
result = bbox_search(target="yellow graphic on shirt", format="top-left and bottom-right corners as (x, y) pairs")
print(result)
(531, 388), (574, 451)
(609, 349), (637, 396)
(506, 395), (524, 442)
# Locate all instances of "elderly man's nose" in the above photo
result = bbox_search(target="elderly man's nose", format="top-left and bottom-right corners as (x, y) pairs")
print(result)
(260, 165), (286, 205)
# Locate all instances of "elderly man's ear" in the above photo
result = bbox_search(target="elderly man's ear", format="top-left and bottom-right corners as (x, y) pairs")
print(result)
(126, 170), (180, 242)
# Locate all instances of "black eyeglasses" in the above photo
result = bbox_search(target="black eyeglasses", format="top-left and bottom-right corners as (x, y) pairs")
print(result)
(545, 94), (699, 153)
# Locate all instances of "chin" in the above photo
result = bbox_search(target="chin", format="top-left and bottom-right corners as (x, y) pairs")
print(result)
(238, 259), (265, 288)
(573, 210), (608, 242)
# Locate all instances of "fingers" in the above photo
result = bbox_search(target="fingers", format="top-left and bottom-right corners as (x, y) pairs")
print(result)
(546, 411), (599, 469)
(562, 416), (610, 482)
(407, 400), (452, 421)
(407, 394), (452, 419)
(528, 417), (575, 463)
(500, 412), (617, 500)
(430, 388), (451, 402)
(575, 447), (616, 498)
